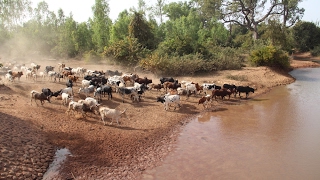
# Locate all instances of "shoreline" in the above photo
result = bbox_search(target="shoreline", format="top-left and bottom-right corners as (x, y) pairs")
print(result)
(132, 60), (320, 179)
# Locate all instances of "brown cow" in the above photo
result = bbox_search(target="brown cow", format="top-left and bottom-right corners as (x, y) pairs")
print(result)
(163, 81), (181, 93)
(211, 88), (233, 100)
(62, 70), (73, 79)
(135, 77), (152, 85)
(198, 95), (212, 109)
(122, 73), (139, 85)
(11, 71), (24, 81)
(150, 84), (163, 91)
(68, 75), (79, 84)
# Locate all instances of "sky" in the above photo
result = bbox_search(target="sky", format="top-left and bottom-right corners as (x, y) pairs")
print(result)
(30, 0), (319, 23)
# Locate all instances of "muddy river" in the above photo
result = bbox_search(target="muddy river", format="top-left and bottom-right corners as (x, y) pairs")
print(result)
(143, 68), (320, 180)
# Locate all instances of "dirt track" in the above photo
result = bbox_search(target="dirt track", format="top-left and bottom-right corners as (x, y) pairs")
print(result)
(0, 54), (319, 179)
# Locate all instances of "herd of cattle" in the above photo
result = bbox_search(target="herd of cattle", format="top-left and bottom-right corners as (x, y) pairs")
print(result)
(0, 61), (255, 125)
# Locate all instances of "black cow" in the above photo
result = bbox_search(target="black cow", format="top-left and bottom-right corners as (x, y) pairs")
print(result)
(66, 79), (73, 88)
(106, 70), (122, 76)
(51, 89), (62, 97)
(42, 88), (53, 97)
(236, 86), (255, 98)
(118, 87), (139, 103)
(91, 77), (108, 86)
(160, 77), (176, 84)
(94, 85), (113, 101)
(223, 84), (237, 97)
(45, 66), (55, 74)
(54, 73), (64, 82)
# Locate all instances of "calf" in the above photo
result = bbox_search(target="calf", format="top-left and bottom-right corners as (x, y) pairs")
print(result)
(30, 90), (50, 106)
(237, 86), (255, 98)
(98, 106), (127, 125)
(5, 73), (13, 82)
(157, 94), (181, 111)
(149, 84), (163, 91)
(11, 71), (24, 81)
(185, 83), (200, 99)
(198, 95), (212, 109)
(61, 92), (73, 106)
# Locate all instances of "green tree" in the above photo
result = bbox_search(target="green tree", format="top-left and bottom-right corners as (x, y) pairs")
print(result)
(292, 21), (320, 52)
(129, 11), (155, 50)
(0, 0), (31, 30)
(152, 0), (167, 24)
(279, 0), (305, 27)
(110, 10), (131, 44)
(163, 1), (192, 21)
(52, 15), (77, 58)
(191, 0), (223, 26)
(159, 11), (202, 55)
(91, 0), (112, 53)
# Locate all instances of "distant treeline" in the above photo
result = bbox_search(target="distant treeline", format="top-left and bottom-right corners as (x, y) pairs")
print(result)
(1, 0), (320, 74)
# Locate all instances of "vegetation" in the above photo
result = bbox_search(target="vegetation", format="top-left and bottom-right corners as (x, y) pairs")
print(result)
(249, 44), (290, 69)
(0, 0), (319, 74)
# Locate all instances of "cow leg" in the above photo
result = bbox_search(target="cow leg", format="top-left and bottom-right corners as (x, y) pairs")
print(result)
(101, 115), (106, 126)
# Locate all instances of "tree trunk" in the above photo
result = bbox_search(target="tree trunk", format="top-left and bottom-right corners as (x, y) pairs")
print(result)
(252, 24), (259, 40)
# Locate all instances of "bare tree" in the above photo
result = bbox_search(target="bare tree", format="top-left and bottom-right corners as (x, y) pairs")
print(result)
(221, 0), (283, 40)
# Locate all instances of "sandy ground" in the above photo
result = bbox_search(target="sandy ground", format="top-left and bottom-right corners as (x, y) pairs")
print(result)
(0, 53), (319, 180)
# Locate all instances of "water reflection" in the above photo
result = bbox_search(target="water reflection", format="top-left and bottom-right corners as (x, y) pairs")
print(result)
(143, 68), (320, 180)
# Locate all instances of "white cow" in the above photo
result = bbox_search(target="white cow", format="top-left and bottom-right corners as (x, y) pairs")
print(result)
(61, 92), (73, 106)
(61, 87), (73, 96)
(78, 85), (95, 97)
(98, 106), (127, 125)
(157, 94), (181, 111)
(81, 79), (91, 88)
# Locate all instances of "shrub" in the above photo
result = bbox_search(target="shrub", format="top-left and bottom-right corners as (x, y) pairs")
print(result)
(83, 50), (102, 63)
(104, 37), (149, 66)
(226, 74), (248, 81)
(139, 47), (245, 76)
(209, 47), (245, 70)
(139, 53), (215, 76)
(249, 45), (290, 69)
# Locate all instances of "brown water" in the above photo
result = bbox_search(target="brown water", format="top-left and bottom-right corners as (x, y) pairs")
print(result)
(143, 68), (320, 180)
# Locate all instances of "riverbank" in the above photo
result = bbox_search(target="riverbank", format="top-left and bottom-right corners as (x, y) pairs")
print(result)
(0, 53), (319, 179)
